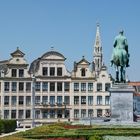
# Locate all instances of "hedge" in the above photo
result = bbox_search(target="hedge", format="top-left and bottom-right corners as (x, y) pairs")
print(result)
(0, 120), (16, 134)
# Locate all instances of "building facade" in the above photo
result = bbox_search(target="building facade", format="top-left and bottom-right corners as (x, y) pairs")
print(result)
(0, 25), (112, 128)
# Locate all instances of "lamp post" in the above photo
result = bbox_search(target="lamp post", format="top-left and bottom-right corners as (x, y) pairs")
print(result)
(32, 75), (36, 128)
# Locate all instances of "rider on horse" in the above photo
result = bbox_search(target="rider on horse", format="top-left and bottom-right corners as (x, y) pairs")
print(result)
(111, 30), (130, 82)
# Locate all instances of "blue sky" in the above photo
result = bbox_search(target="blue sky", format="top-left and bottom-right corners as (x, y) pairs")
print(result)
(0, 0), (140, 81)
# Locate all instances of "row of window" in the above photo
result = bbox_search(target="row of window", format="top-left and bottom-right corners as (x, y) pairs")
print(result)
(1, 82), (111, 93)
(4, 109), (31, 119)
(42, 67), (63, 76)
(3, 96), (70, 106)
(74, 96), (110, 105)
(3, 95), (109, 106)
(3, 82), (70, 92)
(74, 83), (110, 92)
(4, 109), (70, 119)
(35, 109), (70, 119)
(74, 109), (110, 118)
(11, 69), (24, 77)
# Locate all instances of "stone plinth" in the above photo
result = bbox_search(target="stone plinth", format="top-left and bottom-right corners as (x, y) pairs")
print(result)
(110, 83), (135, 122)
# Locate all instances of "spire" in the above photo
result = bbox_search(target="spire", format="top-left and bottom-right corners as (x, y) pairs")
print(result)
(93, 23), (103, 76)
(94, 23), (102, 54)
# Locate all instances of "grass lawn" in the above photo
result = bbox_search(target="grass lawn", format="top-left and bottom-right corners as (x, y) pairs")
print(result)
(1, 123), (140, 140)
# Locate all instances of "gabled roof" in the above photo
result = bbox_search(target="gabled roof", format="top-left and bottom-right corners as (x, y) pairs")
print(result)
(77, 56), (90, 65)
(11, 47), (25, 57)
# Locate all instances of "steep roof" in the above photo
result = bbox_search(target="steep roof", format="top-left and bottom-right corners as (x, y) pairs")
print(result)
(41, 51), (66, 60)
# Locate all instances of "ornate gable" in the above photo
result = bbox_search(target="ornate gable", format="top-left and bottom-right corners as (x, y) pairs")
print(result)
(11, 47), (25, 58)
(77, 56), (90, 65)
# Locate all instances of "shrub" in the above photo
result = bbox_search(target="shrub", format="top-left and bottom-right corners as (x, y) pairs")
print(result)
(88, 135), (103, 140)
(0, 120), (16, 133)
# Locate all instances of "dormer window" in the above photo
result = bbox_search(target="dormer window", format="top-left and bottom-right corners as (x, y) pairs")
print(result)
(42, 67), (48, 76)
(12, 69), (17, 77)
(81, 68), (86, 77)
(50, 67), (55, 76)
(19, 69), (24, 77)
(57, 67), (62, 76)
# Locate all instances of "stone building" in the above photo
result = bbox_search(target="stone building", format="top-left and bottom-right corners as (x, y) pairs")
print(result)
(0, 24), (112, 128)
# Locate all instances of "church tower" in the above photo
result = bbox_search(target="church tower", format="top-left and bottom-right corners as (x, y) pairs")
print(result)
(93, 23), (103, 76)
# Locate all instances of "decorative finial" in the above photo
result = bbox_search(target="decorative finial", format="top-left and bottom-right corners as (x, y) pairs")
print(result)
(51, 45), (54, 51)
(82, 55), (85, 59)
(17, 47), (19, 50)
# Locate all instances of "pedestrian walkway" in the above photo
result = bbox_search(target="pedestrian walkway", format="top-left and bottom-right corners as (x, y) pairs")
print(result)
(0, 128), (31, 138)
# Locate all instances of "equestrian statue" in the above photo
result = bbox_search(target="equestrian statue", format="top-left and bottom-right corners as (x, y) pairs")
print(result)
(111, 30), (130, 83)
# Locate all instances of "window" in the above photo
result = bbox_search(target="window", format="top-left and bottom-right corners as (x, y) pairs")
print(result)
(97, 109), (102, 117)
(74, 109), (79, 118)
(81, 96), (86, 104)
(42, 96), (48, 104)
(50, 96), (55, 105)
(35, 96), (40, 105)
(4, 82), (9, 92)
(105, 96), (110, 105)
(42, 110), (48, 118)
(65, 110), (70, 118)
(4, 96), (9, 105)
(57, 109), (62, 118)
(26, 110), (31, 118)
(88, 96), (93, 105)
(11, 110), (16, 119)
(50, 67), (55, 76)
(42, 67), (48, 76)
(4, 110), (9, 119)
(50, 82), (55, 92)
(35, 110), (40, 119)
(64, 96), (70, 105)
(19, 82), (24, 92)
(26, 82), (31, 92)
(81, 68), (86, 76)
(11, 96), (17, 106)
(11, 69), (17, 77)
(57, 67), (62, 76)
(97, 83), (102, 91)
(0, 82), (1, 92)
(97, 96), (102, 105)
(64, 82), (70, 92)
(74, 83), (79, 92)
(26, 96), (31, 106)
(35, 82), (40, 91)
(57, 96), (62, 105)
(19, 96), (24, 105)
(42, 82), (48, 92)
(12, 82), (17, 92)
(18, 110), (24, 119)
(88, 83), (93, 92)
(105, 83), (111, 91)
(19, 69), (24, 77)
(81, 83), (86, 92)
(88, 109), (93, 117)
(50, 109), (55, 118)
(57, 82), (62, 92)
(81, 109), (86, 118)
(74, 96), (79, 105)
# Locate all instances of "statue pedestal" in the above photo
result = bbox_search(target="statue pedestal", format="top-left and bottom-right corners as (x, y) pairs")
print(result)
(110, 83), (135, 122)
